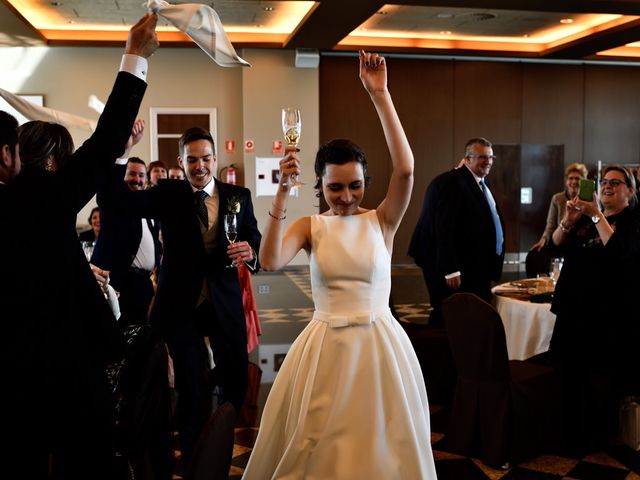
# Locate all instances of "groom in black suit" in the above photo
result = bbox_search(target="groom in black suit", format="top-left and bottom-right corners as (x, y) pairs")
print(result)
(0, 14), (157, 478)
(409, 137), (505, 324)
(98, 127), (261, 465)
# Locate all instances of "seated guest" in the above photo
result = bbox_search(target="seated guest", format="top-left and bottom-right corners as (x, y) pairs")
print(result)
(79, 206), (101, 242)
(550, 165), (640, 455)
(531, 162), (588, 251)
(147, 159), (167, 187)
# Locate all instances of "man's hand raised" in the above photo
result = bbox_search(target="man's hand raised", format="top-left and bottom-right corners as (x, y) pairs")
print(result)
(121, 119), (146, 159)
(125, 13), (159, 58)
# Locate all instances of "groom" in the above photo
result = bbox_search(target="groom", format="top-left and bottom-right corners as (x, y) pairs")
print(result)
(98, 126), (261, 465)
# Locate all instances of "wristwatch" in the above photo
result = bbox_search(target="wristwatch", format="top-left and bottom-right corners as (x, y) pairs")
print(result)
(591, 214), (601, 224)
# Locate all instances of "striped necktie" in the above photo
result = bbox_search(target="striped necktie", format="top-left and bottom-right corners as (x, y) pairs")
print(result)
(195, 189), (209, 228)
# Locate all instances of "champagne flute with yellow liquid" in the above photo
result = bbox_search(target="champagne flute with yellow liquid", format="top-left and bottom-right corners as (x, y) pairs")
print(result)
(281, 107), (304, 186)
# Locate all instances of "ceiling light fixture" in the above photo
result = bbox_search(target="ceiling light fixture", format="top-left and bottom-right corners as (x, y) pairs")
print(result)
(263, 7), (273, 11)
(560, 18), (574, 24)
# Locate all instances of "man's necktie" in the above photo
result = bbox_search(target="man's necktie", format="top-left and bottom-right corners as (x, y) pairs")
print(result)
(195, 190), (209, 228)
(480, 179), (504, 255)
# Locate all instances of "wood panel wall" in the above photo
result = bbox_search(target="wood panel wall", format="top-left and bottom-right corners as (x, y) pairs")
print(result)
(319, 56), (640, 263)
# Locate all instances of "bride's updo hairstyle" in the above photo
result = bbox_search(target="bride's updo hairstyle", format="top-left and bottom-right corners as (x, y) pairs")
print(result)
(313, 138), (372, 197)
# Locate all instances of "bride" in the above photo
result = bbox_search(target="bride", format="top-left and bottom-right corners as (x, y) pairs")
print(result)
(242, 51), (437, 479)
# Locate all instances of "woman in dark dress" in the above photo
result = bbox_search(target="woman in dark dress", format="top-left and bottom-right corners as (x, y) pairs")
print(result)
(550, 165), (640, 454)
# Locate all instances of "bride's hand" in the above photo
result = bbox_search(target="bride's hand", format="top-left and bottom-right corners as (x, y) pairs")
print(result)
(279, 150), (301, 189)
(359, 50), (387, 95)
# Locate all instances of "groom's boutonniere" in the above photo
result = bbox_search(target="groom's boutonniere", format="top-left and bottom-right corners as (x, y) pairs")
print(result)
(227, 195), (241, 214)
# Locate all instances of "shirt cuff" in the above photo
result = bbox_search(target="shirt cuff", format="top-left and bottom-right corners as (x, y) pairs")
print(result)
(120, 54), (148, 82)
(444, 271), (461, 280)
(115, 158), (128, 165)
(244, 248), (258, 272)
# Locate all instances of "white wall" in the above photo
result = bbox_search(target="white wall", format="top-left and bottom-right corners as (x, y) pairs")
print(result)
(0, 45), (319, 265)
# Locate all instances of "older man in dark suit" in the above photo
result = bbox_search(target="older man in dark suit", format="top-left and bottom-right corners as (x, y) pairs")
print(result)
(409, 137), (505, 325)
(98, 127), (261, 466)
(0, 13), (157, 479)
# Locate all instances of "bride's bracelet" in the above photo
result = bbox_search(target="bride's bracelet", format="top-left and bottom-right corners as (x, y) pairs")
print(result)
(271, 203), (287, 214)
(268, 210), (286, 221)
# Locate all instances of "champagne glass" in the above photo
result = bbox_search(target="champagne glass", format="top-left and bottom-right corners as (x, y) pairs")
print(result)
(549, 257), (563, 285)
(224, 214), (238, 268)
(82, 241), (94, 262)
(281, 107), (304, 186)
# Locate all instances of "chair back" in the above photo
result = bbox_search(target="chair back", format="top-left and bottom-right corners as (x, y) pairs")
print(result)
(185, 402), (236, 480)
(525, 247), (553, 278)
(442, 293), (510, 382)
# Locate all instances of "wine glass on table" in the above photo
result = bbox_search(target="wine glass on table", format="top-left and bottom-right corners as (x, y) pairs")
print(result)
(224, 214), (238, 268)
(281, 107), (304, 187)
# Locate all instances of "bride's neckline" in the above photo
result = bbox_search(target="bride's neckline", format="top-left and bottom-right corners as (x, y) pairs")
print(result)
(322, 208), (371, 217)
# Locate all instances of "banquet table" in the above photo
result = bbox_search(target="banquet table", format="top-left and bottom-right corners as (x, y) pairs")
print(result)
(492, 279), (557, 361)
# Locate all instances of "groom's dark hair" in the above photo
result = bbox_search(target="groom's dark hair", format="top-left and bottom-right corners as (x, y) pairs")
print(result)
(179, 127), (215, 155)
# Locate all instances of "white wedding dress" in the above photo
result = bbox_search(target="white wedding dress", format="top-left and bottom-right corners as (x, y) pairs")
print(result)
(243, 210), (437, 479)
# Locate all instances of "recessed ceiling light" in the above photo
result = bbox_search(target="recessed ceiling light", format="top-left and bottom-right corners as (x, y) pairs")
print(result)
(560, 18), (574, 24)
(50, 1), (62, 5)
(377, 11), (387, 15)
(263, 7), (273, 11)
(440, 31), (452, 35)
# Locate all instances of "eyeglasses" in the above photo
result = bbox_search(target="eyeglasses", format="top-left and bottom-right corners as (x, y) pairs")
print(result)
(599, 178), (627, 187)
(466, 154), (497, 161)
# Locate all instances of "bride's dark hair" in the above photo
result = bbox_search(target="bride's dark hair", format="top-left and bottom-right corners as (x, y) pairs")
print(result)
(313, 138), (372, 197)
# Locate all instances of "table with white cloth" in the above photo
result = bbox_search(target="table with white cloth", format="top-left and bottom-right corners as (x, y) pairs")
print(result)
(492, 279), (557, 361)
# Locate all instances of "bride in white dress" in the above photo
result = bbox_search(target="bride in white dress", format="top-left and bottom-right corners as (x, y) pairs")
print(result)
(243, 51), (437, 479)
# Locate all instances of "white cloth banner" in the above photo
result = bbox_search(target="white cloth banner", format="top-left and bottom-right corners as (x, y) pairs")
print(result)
(148, 0), (251, 67)
(0, 88), (97, 132)
(88, 94), (105, 114)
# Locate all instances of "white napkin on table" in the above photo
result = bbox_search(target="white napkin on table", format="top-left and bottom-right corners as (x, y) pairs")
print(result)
(148, 0), (251, 67)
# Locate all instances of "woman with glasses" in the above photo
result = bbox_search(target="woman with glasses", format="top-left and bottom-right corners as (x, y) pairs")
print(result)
(530, 162), (588, 251)
(549, 165), (640, 455)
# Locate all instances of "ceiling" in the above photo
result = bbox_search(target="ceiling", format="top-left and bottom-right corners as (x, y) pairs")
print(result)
(3, 0), (640, 61)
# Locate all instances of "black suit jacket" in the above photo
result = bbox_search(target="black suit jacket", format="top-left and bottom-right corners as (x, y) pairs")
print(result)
(0, 71), (146, 455)
(409, 166), (504, 301)
(98, 172), (261, 345)
(92, 204), (162, 283)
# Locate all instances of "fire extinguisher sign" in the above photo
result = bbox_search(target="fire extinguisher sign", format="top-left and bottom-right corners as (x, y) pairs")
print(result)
(225, 140), (235, 155)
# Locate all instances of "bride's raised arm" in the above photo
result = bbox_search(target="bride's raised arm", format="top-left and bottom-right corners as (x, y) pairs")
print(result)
(359, 50), (414, 241)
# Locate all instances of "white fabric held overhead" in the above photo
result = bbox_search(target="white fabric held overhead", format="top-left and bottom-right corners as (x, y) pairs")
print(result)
(0, 88), (97, 132)
(148, 0), (251, 67)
